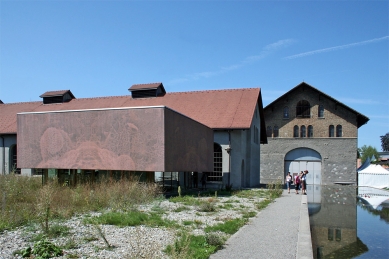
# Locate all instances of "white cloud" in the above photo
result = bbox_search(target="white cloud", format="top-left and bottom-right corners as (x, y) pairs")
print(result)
(168, 39), (295, 85)
(284, 36), (389, 60)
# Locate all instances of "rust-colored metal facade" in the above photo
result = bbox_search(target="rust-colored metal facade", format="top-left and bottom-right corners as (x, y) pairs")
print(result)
(17, 106), (213, 172)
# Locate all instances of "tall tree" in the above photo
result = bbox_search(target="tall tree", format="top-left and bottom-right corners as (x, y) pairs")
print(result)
(358, 145), (380, 164)
(380, 132), (389, 151)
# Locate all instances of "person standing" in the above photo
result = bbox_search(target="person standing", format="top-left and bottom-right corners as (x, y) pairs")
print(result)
(285, 172), (292, 194)
(294, 173), (301, 194)
(201, 173), (207, 190)
(302, 170), (309, 195)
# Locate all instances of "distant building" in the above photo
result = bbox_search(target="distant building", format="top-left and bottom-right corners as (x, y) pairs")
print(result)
(0, 83), (267, 189)
(260, 82), (369, 185)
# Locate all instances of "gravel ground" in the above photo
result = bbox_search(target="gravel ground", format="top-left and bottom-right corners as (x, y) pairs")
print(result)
(0, 193), (266, 259)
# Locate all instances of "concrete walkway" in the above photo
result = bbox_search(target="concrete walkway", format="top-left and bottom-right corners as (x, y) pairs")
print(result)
(210, 190), (313, 259)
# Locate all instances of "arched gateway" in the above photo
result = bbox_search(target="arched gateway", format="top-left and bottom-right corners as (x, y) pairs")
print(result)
(284, 148), (322, 185)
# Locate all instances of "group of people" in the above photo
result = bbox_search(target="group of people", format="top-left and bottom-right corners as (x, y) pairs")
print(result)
(285, 170), (309, 195)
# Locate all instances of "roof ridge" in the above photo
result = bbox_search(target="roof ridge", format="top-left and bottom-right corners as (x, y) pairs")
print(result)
(167, 87), (260, 95)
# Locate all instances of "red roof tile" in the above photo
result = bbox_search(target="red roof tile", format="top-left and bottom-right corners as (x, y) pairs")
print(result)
(1, 88), (267, 142)
(129, 82), (163, 91)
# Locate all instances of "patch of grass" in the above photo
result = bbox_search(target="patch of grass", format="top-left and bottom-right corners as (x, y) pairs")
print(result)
(205, 218), (247, 234)
(85, 210), (178, 228)
(83, 235), (99, 242)
(242, 211), (257, 218)
(174, 206), (190, 212)
(165, 232), (220, 259)
(169, 195), (201, 206)
(46, 223), (70, 238)
(62, 238), (78, 249)
(255, 199), (272, 210)
(198, 200), (217, 212)
(218, 203), (234, 210)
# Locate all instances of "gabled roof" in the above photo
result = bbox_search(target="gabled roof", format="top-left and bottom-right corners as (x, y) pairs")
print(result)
(264, 82), (369, 128)
(39, 90), (75, 98)
(0, 87), (268, 144)
(129, 82), (165, 92)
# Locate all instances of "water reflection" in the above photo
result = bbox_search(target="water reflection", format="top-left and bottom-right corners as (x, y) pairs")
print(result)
(308, 185), (389, 259)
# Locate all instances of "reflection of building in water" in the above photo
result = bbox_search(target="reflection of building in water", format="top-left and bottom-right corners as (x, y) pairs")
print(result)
(309, 185), (367, 259)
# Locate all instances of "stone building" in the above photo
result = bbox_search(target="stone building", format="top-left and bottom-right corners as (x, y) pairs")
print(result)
(260, 82), (369, 185)
(0, 83), (267, 189)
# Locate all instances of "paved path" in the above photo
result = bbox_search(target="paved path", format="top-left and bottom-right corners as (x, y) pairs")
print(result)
(210, 190), (313, 259)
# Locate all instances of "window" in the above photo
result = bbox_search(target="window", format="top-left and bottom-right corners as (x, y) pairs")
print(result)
(283, 107), (289, 119)
(336, 125), (342, 137)
(296, 100), (311, 118)
(329, 125), (334, 137)
(273, 126), (279, 138)
(318, 105), (324, 118)
(267, 126), (272, 137)
(300, 125), (306, 138)
(208, 143), (222, 182)
(308, 125), (313, 138)
(293, 125), (299, 138)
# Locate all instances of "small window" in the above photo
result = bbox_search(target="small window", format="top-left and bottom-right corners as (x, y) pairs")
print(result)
(293, 125), (299, 138)
(296, 100), (310, 118)
(300, 125), (306, 138)
(273, 126), (279, 138)
(283, 107), (289, 119)
(266, 126), (272, 137)
(308, 125), (313, 138)
(318, 105), (324, 118)
(336, 125), (342, 137)
(329, 125), (334, 137)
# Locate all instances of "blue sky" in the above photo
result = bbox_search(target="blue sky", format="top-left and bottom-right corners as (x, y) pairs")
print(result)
(0, 1), (388, 151)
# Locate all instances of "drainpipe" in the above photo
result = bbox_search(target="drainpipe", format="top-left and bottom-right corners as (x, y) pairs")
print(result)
(0, 136), (4, 175)
(225, 130), (232, 186)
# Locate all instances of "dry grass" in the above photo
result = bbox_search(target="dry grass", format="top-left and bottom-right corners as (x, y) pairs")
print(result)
(0, 174), (161, 231)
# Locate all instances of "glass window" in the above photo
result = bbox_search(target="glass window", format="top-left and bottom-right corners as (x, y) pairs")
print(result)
(294, 125), (299, 138)
(308, 125), (313, 138)
(318, 105), (324, 118)
(266, 126), (272, 137)
(336, 125), (342, 137)
(301, 125), (306, 138)
(329, 125), (334, 137)
(296, 100), (311, 118)
(273, 126), (279, 138)
(283, 107), (289, 119)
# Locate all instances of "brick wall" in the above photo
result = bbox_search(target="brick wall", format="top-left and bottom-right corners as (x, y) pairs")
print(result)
(264, 87), (358, 138)
(260, 85), (359, 185)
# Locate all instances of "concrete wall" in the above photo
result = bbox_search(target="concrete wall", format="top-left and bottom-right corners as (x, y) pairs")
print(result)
(260, 138), (357, 185)
(0, 135), (16, 174)
(214, 103), (261, 189)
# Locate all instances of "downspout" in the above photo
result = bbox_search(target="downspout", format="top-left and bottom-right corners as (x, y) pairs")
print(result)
(226, 130), (232, 186)
(1, 136), (5, 175)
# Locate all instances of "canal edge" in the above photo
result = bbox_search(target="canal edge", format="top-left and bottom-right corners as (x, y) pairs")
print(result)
(297, 194), (314, 259)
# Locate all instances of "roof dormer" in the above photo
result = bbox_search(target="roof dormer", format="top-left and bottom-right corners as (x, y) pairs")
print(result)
(40, 90), (75, 104)
(128, 82), (166, 99)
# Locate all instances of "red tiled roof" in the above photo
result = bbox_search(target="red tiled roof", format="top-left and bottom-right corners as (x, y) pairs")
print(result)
(0, 88), (267, 143)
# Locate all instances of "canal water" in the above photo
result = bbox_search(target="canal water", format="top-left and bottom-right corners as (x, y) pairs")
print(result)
(307, 185), (389, 259)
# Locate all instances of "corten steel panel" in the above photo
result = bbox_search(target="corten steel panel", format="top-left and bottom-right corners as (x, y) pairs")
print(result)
(17, 107), (165, 171)
(164, 108), (214, 172)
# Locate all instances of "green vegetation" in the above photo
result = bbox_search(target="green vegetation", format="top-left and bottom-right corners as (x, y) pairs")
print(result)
(15, 239), (63, 259)
(0, 174), (160, 232)
(1, 173), (284, 258)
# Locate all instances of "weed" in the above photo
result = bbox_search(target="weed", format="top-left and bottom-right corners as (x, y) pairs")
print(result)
(16, 239), (63, 259)
(205, 218), (247, 234)
(256, 199), (272, 210)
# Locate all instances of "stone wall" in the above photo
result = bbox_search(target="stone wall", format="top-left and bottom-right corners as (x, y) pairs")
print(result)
(260, 138), (357, 185)
(264, 86), (358, 138)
